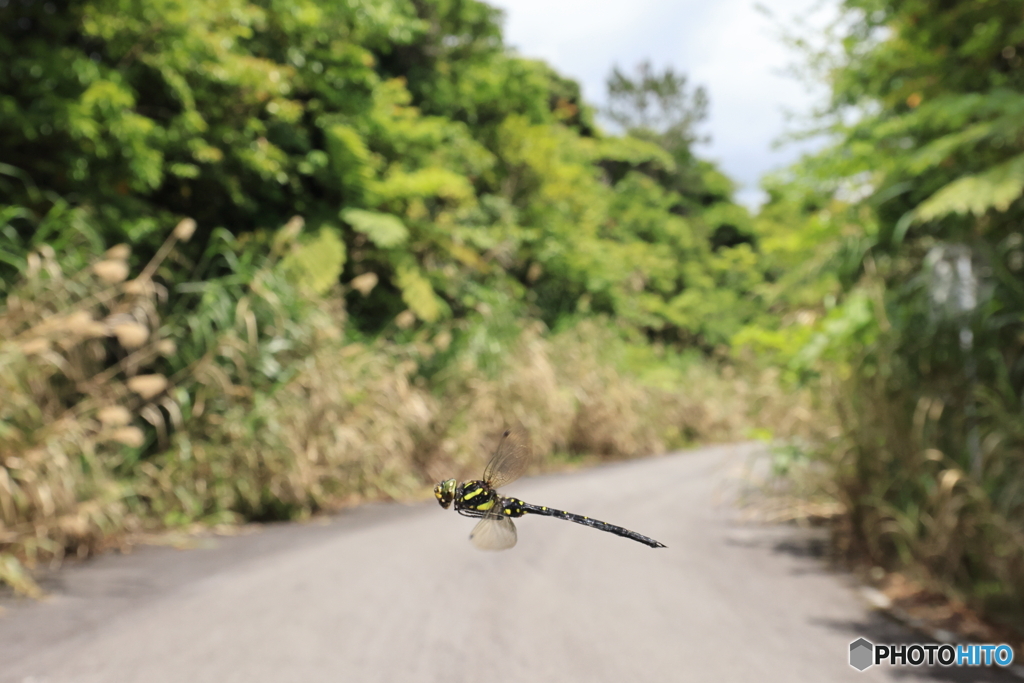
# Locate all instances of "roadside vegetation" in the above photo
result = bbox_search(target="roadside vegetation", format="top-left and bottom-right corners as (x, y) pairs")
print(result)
(1, 0), (1022, 638)
(738, 0), (1024, 634)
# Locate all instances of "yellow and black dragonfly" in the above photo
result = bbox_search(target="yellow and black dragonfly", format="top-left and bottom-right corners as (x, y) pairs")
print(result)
(433, 423), (666, 550)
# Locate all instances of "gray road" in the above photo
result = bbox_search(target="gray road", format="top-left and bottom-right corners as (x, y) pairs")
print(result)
(0, 443), (1013, 682)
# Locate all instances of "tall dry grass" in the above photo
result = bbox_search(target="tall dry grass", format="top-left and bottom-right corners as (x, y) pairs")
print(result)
(0, 221), (194, 592)
(826, 344), (1024, 623)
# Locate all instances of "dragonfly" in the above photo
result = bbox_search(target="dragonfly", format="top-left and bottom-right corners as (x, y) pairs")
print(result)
(433, 423), (667, 550)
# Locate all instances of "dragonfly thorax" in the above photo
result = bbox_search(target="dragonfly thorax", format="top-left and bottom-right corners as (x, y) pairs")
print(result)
(453, 480), (500, 514)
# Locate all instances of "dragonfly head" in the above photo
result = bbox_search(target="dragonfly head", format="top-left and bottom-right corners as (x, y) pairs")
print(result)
(434, 478), (457, 509)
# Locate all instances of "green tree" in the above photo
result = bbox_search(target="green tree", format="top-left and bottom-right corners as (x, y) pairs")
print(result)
(605, 60), (708, 153)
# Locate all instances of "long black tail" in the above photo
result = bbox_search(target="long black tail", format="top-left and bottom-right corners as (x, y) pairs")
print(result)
(519, 501), (666, 548)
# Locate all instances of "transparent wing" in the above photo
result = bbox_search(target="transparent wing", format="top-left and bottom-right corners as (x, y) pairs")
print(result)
(481, 422), (532, 490)
(470, 510), (518, 551)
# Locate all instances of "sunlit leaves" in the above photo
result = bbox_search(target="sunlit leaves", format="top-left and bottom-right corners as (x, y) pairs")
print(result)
(341, 208), (408, 248)
(280, 226), (347, 295)
(395, 261), (446, 323)
(1, 0), (758, 347)
(325, 124), (375, 201)
(595, 136), (675, 172)
(913, 153), (1024, 221)
(375, 167), (474, 206)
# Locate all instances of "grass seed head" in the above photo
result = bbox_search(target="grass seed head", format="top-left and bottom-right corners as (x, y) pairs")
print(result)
(173, 218), (197, 242)
(113, 322), (150, 349)
(104, 244), (131, 260)
(350, 272), (378, 296)
(127, 374), (168, 399)
(97, 405), (132, 427)
(110, 426), (145, 447)
(93, 260), (130, 284)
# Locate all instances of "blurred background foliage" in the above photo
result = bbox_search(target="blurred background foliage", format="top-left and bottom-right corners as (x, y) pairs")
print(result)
(736, 0), (1024, 629)
(1, 0), (1023, 634)
(0, 0), (784, 594)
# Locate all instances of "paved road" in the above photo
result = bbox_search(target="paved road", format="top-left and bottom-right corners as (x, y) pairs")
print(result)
(0, 443), (1013, 682)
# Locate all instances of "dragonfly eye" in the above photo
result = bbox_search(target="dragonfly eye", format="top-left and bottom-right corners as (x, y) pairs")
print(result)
(434, 479), (456, 509)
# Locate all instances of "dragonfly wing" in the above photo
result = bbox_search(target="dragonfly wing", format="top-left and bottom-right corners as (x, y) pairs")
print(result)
(481, 422), (532, 490)
(470, 511), (518, 551)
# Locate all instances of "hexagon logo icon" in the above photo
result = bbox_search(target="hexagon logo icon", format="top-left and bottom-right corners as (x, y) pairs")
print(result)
(850, 638), (874, 671)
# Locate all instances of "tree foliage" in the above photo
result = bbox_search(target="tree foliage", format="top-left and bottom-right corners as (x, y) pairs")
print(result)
(605, 60), (709, 145)
(740, 0), (1024, 617)
(0, 0), (761, 346)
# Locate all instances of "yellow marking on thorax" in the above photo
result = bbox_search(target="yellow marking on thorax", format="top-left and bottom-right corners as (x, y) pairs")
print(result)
(462, 487), (482, 500)
(476, 499), (495, 511)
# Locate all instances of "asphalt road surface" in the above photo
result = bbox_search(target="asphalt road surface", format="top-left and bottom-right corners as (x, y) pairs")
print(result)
(0, 443), (1015, 683)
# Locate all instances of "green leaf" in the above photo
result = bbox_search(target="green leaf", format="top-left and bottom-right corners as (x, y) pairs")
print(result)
(914, 153), (1024, 222)
(325, 124), (374, 200)
(374, 167), (474, 204)
(595, 136), (675, 171)
(395, 263), (445, 323)
(169, 163), (201, 179)
(341, 208), (409, 248)
(280, 227), (346, 295)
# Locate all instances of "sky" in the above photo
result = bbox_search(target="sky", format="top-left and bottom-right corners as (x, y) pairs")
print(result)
(486, 0), (838, 208)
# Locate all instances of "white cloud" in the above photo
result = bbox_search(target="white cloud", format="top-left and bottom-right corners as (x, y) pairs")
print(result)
(489, 0), (838, 208)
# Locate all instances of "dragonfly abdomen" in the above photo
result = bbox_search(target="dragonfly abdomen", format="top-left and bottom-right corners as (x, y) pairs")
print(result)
(512, 499), (667, 548)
